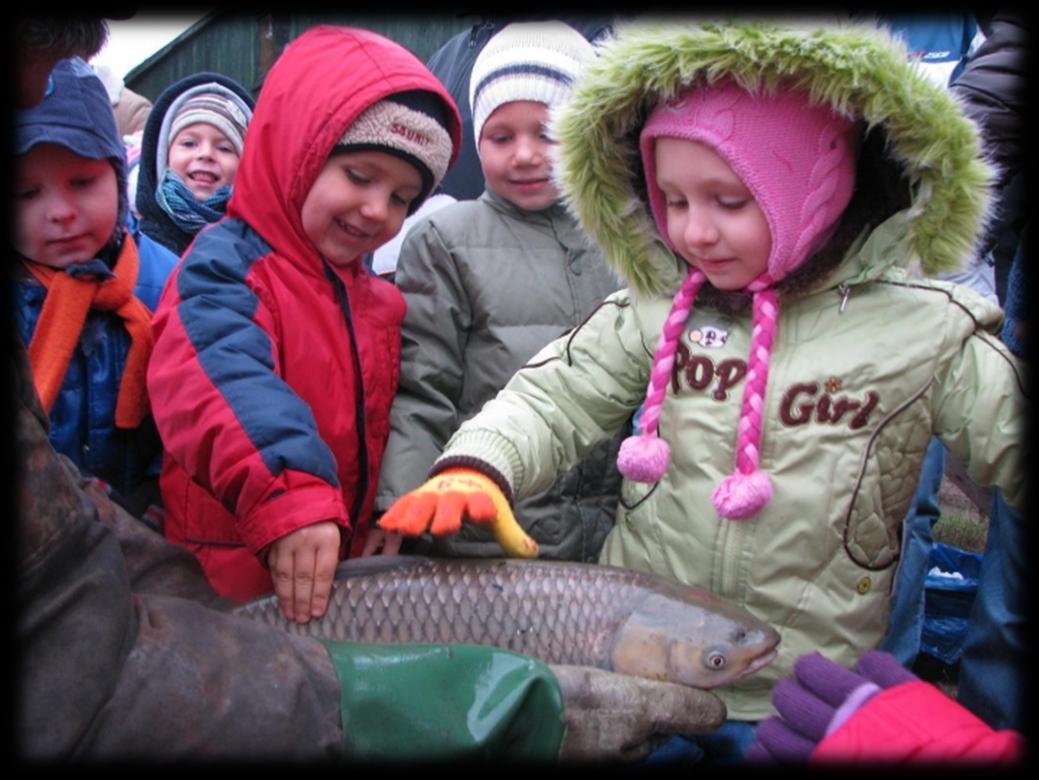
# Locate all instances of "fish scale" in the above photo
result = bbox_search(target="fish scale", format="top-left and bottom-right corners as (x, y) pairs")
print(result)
(233, 555), (780, 689)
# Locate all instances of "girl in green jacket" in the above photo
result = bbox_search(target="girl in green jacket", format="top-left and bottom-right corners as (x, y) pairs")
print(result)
(379, 17), (1025, 759)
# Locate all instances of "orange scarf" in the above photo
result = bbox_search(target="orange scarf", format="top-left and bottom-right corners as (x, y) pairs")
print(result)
(25, 234), (154, 429)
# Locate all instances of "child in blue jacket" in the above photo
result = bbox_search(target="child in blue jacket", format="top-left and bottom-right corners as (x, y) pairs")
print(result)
(13, 58), (176, 517)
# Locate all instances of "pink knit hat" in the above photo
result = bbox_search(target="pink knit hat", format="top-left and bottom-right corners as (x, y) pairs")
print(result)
(617, 80), (859, 519)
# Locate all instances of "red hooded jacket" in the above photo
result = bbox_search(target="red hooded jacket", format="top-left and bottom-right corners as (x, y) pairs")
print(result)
(146, 26), (461, 600)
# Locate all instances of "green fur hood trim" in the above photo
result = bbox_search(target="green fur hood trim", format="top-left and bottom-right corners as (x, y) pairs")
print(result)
(553, 17), (994, 296)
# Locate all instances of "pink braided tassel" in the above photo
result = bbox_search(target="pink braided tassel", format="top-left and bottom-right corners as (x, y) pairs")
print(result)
(712, 286), (779, 519)
(618, 269), (706, 483)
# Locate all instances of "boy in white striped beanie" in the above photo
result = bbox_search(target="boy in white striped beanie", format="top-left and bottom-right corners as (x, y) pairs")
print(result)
(375, 20), (623, 564)
(468, 20), (596, 211)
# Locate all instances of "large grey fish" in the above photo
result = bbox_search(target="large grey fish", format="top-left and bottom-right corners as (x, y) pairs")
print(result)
(233, 555), (779, 689)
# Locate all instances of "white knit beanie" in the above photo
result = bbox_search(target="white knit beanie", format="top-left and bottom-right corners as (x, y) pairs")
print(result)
(469, 21), (595, 150)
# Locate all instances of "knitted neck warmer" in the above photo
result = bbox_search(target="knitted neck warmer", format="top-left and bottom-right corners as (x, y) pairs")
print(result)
(155, 168), (232, 234)
(618, 81), (858, 520)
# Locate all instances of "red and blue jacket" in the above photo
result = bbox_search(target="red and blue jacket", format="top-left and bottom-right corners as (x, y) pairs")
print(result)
(146, 26), (461, 600)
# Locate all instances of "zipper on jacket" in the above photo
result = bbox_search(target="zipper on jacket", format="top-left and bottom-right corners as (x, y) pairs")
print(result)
(838, 283), (852, 313)
(323, 263), (370, 550)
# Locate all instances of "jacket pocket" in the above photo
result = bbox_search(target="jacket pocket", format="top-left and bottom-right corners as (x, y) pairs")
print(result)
(843, 396), (932, 570)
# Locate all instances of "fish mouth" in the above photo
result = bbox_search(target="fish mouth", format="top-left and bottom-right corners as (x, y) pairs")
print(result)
(741, 647), (778, 678)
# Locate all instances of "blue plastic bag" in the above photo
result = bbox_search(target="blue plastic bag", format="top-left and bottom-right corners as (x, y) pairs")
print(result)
(920, 542), (982, 665)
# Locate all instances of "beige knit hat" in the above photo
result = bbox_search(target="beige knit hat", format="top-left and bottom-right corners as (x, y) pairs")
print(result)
(469, 21), (595, 150)
(336, 90), (454, 211)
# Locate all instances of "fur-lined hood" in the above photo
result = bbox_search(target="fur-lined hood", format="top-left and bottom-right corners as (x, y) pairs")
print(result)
(553, 17), (994, 296)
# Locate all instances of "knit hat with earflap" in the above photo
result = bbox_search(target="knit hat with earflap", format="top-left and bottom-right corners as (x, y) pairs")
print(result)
(469, 20), (596, 151)
(618, 79), (859, 519)
(335, 89), (454, 213)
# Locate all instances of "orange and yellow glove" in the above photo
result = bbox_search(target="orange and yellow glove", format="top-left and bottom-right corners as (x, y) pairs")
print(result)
(378, 467), (538, 558)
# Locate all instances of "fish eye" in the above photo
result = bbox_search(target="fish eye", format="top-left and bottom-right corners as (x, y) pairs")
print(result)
(704, 647), (728, 670)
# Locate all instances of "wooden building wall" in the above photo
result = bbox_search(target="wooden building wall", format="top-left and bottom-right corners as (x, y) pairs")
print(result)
(126, 12), (479, 101)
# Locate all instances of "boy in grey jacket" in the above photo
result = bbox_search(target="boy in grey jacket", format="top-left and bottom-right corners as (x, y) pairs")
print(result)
(374, 21), (623, 561)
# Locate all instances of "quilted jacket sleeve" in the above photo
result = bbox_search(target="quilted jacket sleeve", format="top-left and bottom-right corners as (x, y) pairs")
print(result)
(435, 290), (650, 499)
(930, 297), (1026, 511)
(146, 224), (348, 554)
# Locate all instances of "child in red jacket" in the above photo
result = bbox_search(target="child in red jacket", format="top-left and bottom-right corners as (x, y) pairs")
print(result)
(146, 26), (460, 621)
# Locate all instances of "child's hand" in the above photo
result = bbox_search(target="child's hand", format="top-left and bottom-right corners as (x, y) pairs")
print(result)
(266, 521), (341, 623)
(378, 467), (538, 558)
(360, 527), (402, 556)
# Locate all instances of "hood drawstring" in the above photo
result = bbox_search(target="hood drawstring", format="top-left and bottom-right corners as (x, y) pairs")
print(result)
(617, 269), (780, 519)
(839, 283), (852, 313)
(617, 269), (706, 482)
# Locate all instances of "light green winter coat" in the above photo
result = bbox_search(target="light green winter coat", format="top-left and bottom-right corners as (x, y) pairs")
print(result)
(431, 18), (1027, 720)
(377, 189), (624, 561)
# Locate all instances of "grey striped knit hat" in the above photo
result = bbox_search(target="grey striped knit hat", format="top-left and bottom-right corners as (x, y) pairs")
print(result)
(469, 21), (596, 151)
(169, 86), (250, 155)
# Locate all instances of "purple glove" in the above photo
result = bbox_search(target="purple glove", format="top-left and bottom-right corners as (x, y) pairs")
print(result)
(745, 651), (917, 764)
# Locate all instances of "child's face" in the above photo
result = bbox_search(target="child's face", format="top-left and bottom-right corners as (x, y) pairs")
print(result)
(301, 149), (422, 267)
(14, 143), (119, 269)
(655, 137), (772, 291)
(168, 122), (241, 201)
(478, 101), (559, 211)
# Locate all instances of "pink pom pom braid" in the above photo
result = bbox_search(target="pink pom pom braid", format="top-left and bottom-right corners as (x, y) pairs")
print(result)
(617, 265), (784, 520)
(712, 275), (780, 519)
(617, 268), (706, 483)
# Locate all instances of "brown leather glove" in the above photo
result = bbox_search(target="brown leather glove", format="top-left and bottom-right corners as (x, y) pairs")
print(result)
(549, 664), (726, 763)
